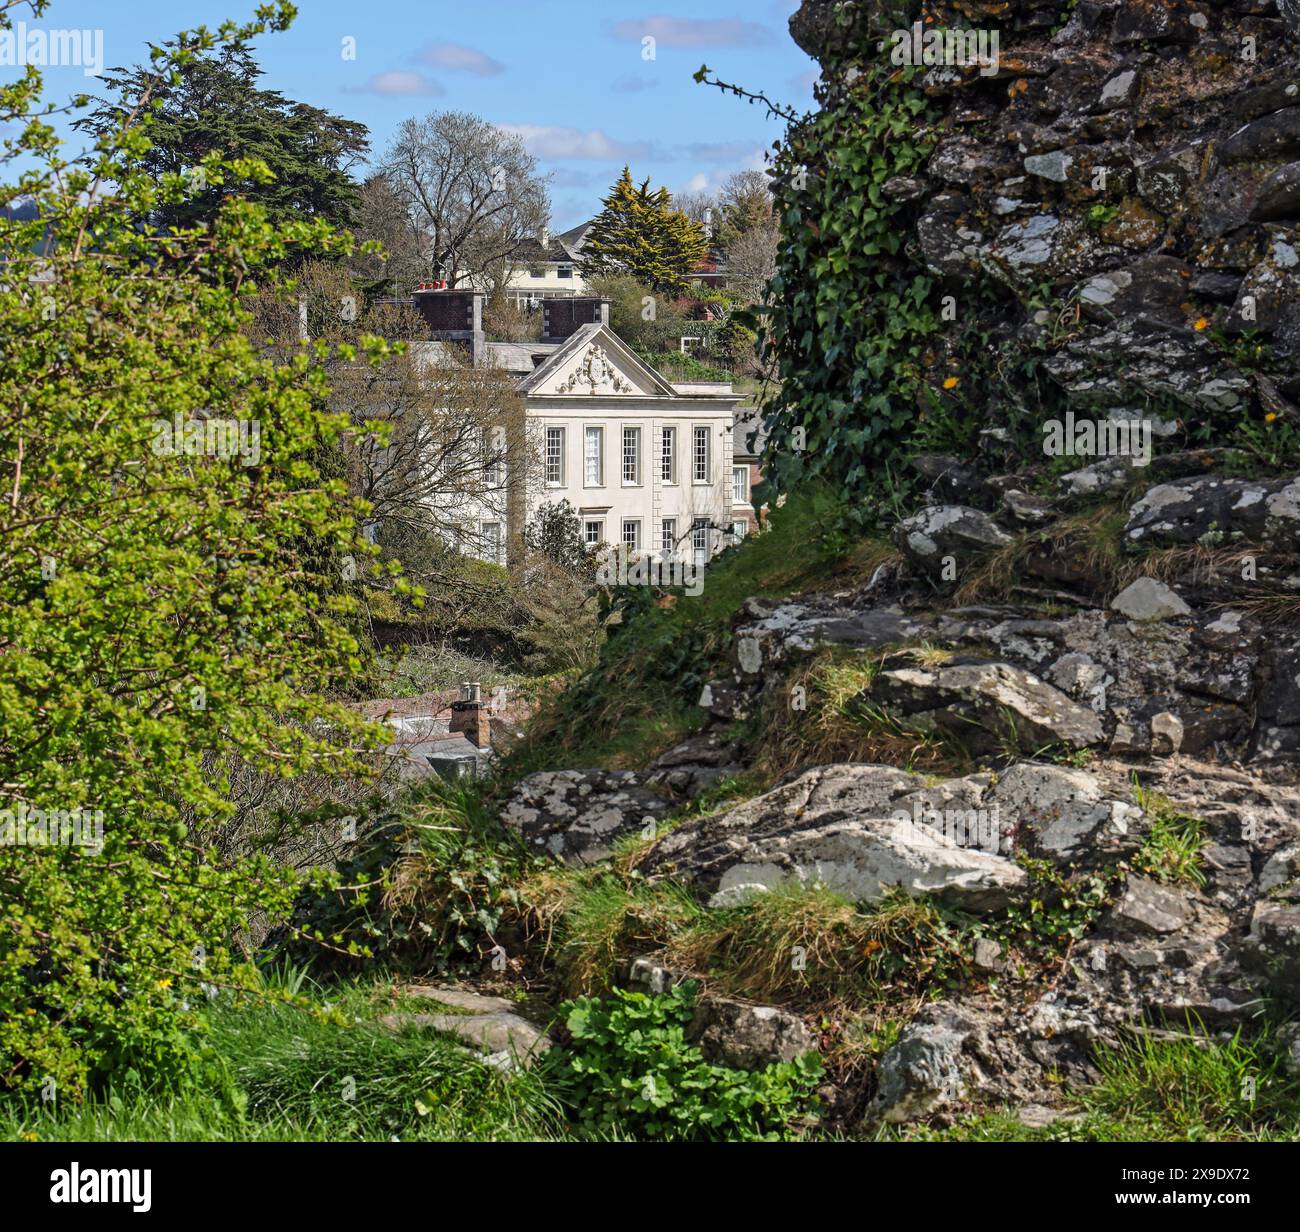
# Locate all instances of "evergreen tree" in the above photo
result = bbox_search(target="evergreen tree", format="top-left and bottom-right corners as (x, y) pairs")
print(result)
(578, 168), (708, 298)
(77, 42), (369, 236)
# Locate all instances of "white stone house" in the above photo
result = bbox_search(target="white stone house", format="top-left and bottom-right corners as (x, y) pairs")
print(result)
(409, 288), (742, 568)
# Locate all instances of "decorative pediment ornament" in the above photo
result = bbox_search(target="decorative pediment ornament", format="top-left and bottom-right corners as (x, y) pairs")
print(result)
(558, 344), (633, 395)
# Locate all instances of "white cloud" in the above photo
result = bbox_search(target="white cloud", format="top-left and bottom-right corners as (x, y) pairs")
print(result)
(678, 149), (768, 197)
(344, 70), (444, 97)
(417, 43), (505, 76)
(680, 140), (763, 162)
(502, 124), (661, 162)
(608, 16), (775, 49)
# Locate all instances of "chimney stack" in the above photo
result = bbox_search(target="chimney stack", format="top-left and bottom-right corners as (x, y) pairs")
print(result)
(449, 681), (492, 749)
(539, 225), (550, 250)
(541, 296), (611, 343)
(412, 287), (486, 366)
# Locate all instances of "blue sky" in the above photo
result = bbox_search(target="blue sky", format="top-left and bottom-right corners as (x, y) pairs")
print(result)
(18, 0), (819, 226)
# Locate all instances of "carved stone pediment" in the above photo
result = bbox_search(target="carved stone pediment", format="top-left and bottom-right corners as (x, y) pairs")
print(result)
(558, 344), (634, 395)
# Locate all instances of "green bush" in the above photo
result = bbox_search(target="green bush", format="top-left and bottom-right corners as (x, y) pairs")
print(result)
(548, 982), (822, 1141)
(285, 778), (535, 976)
(0, 3), (392, 1099)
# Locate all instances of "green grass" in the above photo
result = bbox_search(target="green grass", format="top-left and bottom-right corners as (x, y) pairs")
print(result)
(1, 973), (564, 1143)
(506, 486), (899, 774)
(902, 1020), (1300, 1142)
(1132, 782), (1207, 888)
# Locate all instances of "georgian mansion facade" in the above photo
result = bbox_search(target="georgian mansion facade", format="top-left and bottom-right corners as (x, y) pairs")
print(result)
(409, 287), (754, 568)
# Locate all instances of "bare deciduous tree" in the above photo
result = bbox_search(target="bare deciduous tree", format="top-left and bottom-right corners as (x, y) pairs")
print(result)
(244, 260), (538, 575)
(725, 213), (780, 304)
(378, 111), (551, 287)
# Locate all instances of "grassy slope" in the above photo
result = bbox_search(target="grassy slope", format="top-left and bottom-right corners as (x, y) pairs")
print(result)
(506, 485), (898, 774)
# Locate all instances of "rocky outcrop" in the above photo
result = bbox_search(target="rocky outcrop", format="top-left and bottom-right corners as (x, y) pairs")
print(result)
(870, 660), (1106, 750)
(641, 762), (1155, 910)
(717, 468), (1300, 764)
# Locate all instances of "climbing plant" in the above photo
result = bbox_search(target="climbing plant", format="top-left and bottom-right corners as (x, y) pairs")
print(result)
(757, 55), (941, 522)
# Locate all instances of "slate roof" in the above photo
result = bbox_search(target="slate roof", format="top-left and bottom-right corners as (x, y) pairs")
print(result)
(510, 221), (594, 266)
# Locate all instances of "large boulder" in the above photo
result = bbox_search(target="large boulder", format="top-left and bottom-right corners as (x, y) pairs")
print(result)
(499, 770), (672, 865)
(987, 762), (1146, 864)
(870, 660), (1106, 750)
(1125, 474), (1300, 550)
(893, 505), (1015, 573)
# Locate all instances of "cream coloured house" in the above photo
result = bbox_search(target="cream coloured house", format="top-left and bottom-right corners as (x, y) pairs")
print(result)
(410, 287), (742, 567)
(464, 222), (595, 307)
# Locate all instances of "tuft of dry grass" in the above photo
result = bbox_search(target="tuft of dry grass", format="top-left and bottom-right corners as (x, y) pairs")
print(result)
(954, 506), (1128, 604)
(755, 649), (965, 779)
(662, 883), (963, 1009)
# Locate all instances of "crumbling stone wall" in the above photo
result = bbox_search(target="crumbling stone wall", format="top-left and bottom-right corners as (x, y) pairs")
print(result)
(785, 0), (1300, 473)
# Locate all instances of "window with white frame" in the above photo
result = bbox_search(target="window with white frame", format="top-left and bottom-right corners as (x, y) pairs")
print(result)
(622, 519), (641, 551)
(730, 519), (748, 543)
(732, 465), (749, 503)
(483, 428), (503, 486)
(661, 426), (677, 483)
(661, 518), (676, 555)
(691, 518), (710, 565)
(622, 426), (641, 485)
(692, 426), (710, 482)
(481, 522), (502, 564)
(583, 519), (604, 548)
(584, 426), (604, 486)
(545, 426), (565, 486)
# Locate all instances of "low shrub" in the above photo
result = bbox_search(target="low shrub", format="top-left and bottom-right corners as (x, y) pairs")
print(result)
(547, 982), (822, 1141)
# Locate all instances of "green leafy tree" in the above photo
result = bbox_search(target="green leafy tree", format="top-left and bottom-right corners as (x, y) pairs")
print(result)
(579, 168), (708, 298)
(0, 2), (394, 1097)
(76, 40), (369, 236)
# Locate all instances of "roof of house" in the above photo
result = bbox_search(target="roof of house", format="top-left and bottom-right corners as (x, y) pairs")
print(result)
(510, 221), (595, 266)
(515, 323), (680, 397)
(556, 220), (595, 250)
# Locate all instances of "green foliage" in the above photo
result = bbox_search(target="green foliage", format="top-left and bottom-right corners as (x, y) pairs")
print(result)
(510, 486), (861, 773)
(2, 974), (563, 1141)
(580, 167), (709, 298)
(549, 983), (822, 1141)
(992, 857), (1116, 956)
(78, 41), (369, 235)
(640, 350), (735, 383)
(0, 3), (390, 1097)
(760, 60), (939, 519)
(1086, 1021), (1295, 1140)
(286, 778), (535, 976)
(1132, 784), (1207, 888)
(522, 499), (594, 577)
